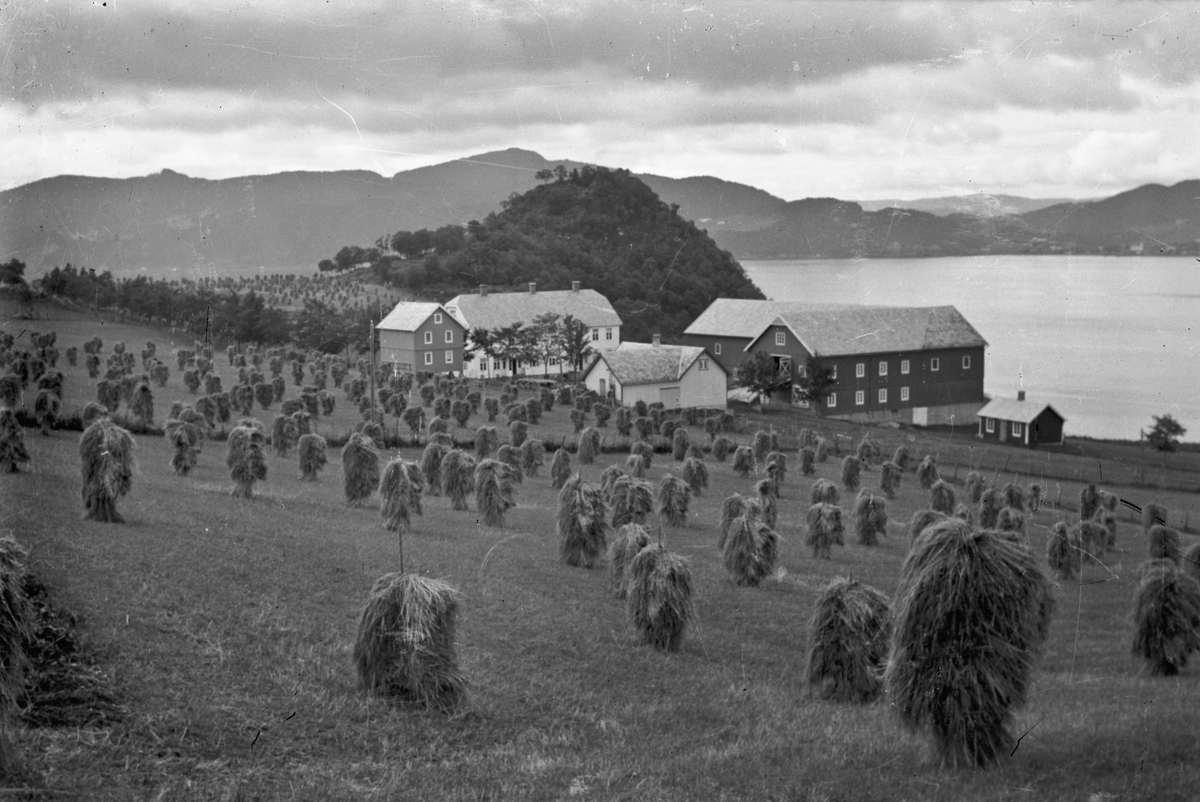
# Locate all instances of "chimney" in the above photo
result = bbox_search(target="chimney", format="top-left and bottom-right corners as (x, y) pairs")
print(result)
(479, 285), (487, 298)
(529, 282), (537, 294)
(1017, 390), (1026, 402)
(571, 280), (581, 293)
(652, 333), (661, 346)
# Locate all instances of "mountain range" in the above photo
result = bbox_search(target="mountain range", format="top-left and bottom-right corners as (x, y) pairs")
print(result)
(3, 148), (1199, 275)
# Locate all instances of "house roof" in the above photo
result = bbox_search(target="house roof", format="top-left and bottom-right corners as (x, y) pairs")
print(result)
(588, 341), (724, 386)
(744, 304), (987, 356)
(375, 302), (458, 332)
(683, 299), (849, 338)
(977, 396), (1065, 424)
(445, 288), (622, 331)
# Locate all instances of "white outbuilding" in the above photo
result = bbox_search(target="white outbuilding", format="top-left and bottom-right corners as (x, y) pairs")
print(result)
(583, 337), (727, 410)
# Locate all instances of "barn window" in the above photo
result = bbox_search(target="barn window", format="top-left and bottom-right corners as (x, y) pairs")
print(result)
(827, 392), (837, 408)
(445, 350), (453, 364)
(434, 312), (443, 324)
(878, 361), (888, 376)
(424, 352), (433, 365)
(424, 331), (433, 345)
(986, 418), (995, 433)
(444, 330), (453, 343)
(878, 388), (887, 404)
(962, 355), (971, 369)
(714, 342), (722, 355)
(856, 362), (865, 378)
(900, 386), (909, 402)
(775, 331), (786, 346)
(855, 390), (865, 406)
(930, 357), (940, 372)
(901, 359), (910, 374)
(830, 364), (837, 380)
(698, 358), (709, 371)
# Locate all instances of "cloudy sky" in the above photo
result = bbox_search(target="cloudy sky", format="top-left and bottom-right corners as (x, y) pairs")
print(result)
(4, 0), (1198, 201)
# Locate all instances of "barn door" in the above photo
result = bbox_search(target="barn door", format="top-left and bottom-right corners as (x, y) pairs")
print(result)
(659, 386), (681, 409)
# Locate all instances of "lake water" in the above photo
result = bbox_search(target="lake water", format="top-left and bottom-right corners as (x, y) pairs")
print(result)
(741, 256), (1200, 443)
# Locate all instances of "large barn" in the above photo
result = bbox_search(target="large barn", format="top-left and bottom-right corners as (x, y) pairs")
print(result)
(976, 392), (1066, 447)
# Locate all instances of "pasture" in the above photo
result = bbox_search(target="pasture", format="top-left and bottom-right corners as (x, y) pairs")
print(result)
(3, 300), (1200, 799)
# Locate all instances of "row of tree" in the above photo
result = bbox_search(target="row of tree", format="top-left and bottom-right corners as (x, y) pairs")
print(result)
(468, 313), (594, 376)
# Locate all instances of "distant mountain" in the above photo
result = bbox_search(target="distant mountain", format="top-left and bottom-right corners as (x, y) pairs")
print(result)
(856, 193), (1079, 217)
(3, 149), (1198, 274)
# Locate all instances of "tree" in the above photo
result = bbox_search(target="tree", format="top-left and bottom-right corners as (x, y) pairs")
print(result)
(735, 352), (791, 410)
(469, 327), (498, 375)
(0, 259), (25, 286)
(795, 355), (836, 406)
(557, 314), (593, 375)
(492, 323), (532, 375)
(528, 312), (562, 376)
(1147, 414), (1186, 452)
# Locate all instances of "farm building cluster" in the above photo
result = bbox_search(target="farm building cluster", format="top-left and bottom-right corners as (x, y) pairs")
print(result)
(376, 285), (1063, 446)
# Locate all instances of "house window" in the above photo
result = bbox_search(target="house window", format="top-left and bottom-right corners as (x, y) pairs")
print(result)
(698, 358), (709, 371)
(855, 390), (865, 406)
(930, 357), (940, 372)
(714, 342), (722, 355)
(986, 418), (995, 433)
(775, 331), (786, 346)
(434, 312), (443, 324)
(962, 355), (971, 369)
(493, 359), (501, 371)
(445, 350), (453, 364)
(445, 330), (453, 343)
(900, 386), (910, 402)
(830, 364), (837, 380)
(796, 363), (807, 379)
(878, 388), (887, 404)
(424, 331), (433, 345)
(1012, 422), (1023, 438)
(423, 352), (433, 366)
(606, 328), (613, 341)
(901, 359), (910, 374)
(827, 392), (837, 408)
(591, 328), (599, 341)
(856, 362), (865, 378)
(879, 361), (888, 376)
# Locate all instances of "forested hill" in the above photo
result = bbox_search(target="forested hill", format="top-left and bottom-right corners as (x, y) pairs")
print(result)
(368, 166), (765, 342)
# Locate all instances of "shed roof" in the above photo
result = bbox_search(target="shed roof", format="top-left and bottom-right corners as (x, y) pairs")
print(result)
(589, 342), (723, 386)
(375, 302), (457, 332)
(445, 288), (622, 331)
(745, 304), (987, 356)
(684, 299), (848, 338)
(977, 397), (1065, 423)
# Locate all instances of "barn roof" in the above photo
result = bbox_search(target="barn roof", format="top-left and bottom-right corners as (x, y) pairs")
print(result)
(977, 396), (1065, 423)
(375, 302), (457, 332)
(445, 288), (622, 331)
(589, 342), (723, 386)
(744, 304), (987, 356)
(683, 299), (849, 338)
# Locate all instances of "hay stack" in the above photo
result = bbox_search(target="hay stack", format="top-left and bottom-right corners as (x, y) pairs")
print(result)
(474, 459), (515, 528)
(474, 426), (499, 460)
(557, 474), (609, 568)
(629, 441), (653, 473)
(610, 475), (654, 529)
(800, 446), (816, 476)
(814, 437), (828, 463)
(996, 507), (1026, 539)
(765, 452), (786, 491)
(0, 408), (30, 473)
(298, 433), (327, 481)
(953, 503), (974, 525)
(1093, 509), (1117, 550)
(929, 480), (955, 514)
(1182, 542), (1200, 585)
(1027, 483), (1043, 513)
(599, 465), (625, 501)
(718, 494), (758, 549)
(496, 444), (524, 484)
(1047, 521), (1076, 581)
(32, 388), (60, 435)
(810, 478), (839, 506)
(755, 479), (778, 529)
(271, 414), (298, 457)
(380, 458), (421, 533)
(226, 424), (267, 499)
(841, 455), (861, 492)
(879, 461), (901, 500)
(1001, 483), (1025, 511)
(342, 433), (381, 507)
(609, 524), (651, 598)
(440, 449), (476, 511)
(711, 436), (735, 462)
(885, 520), (1054, 767)
(80, 418), (136, 521)
(978, 488), (1000, 529)
(658, 474), (691, 528)
(909, 509), (951, 544)
(854, 490), (888, 546)
(672, 428), (690, 461)
(167, 425), (197, 476)
(806, 577), (891, 703)
(751, 430), (771, 464)
(805, 503), (844, 560)
(1148, 525), (1181, 563)
(520, 439), (544, 478)
(722, 514), (778, 587)
(577, 427), (600, 464)
(549, 448), (571, 490)
(626, 544), (694, 651)
(1131, 559), (1200, 676)
(892, 445), (910, 472)
(964, 471), (984, 504)
(353, 572), (464, 710)
(508, 419), (528, 449)
(1142, 503), (1167, 534)
(731, 446), (755, 478)
(681, 457), (709, 496)
(916, 456), (939, 490)
(1079, 483), (1101, 522)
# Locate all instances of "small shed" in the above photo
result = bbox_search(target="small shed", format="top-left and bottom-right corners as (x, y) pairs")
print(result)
(582, 339), (727, 410)
(976, 391), (1065, 447)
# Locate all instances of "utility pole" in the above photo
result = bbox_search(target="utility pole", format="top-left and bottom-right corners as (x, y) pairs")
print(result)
(368, 317), (376, 426)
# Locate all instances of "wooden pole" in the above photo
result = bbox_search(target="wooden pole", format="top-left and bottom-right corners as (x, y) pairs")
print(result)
(368, 318), (376, 429)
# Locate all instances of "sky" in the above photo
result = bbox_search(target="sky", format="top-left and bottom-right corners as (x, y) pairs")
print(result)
(3, 0), (1199, 202)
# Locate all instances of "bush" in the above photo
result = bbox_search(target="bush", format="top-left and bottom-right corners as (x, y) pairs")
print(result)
(806, 578), (891, 703)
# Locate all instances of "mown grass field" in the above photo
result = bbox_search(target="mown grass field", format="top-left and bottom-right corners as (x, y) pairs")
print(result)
(4, 299), (1200, 799)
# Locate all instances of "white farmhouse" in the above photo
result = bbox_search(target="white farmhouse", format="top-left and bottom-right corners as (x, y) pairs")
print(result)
(583, 337), (727, 410)
(445, 281), (623, 379)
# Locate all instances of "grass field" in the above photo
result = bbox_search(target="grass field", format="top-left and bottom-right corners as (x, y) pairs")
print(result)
(4, 299), (1200, 799)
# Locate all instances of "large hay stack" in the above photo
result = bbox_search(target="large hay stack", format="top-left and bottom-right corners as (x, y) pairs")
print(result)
(1131, 559), (1200, 676)
(380, 458), (421, 533)
(885, 520), (1054, 767)
(475, 459), (516, 528)
(805, 503), (844, 560)
(657, 474), (691, 528)
(609, 524), (652, 598)
(626, 544), (694, 652)
(721, 514), (778, 587)
(80, 418), (136, 522)
(806, 577), (891, 703)
(557, 474), (609, 568)
(0, 409), (29, 473)
(440, 449), (476, 511)
(610, 476), (654, 529)
(353, 573), (464, 710)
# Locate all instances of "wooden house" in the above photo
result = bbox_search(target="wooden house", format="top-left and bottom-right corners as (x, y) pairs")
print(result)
(582, 337), (727, 410)
(976, 392), (1065, 447)
(375, 302), (465, 374)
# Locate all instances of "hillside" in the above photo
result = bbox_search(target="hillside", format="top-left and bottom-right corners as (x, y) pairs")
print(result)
(378, 165), (765, 342)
